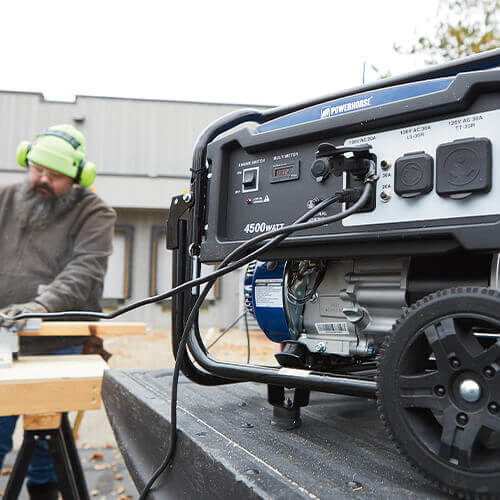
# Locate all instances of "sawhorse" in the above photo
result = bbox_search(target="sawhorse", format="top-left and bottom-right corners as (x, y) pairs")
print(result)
(0, 324), (146, 498)
(0, 355), (109, 500)
(5, 413), (89, 499)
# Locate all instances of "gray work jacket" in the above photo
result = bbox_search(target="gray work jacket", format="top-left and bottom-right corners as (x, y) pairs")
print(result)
(0, 182), (116, 352)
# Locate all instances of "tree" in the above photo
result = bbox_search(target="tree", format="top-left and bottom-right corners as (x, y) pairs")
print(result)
(395, 0), (499, 63)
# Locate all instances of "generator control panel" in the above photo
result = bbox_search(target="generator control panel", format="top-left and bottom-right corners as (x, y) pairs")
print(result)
(201, 69), (500, 262)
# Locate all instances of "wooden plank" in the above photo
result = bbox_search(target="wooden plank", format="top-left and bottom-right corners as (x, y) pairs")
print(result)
(19, 322), (147, 337)
(0, 355), (107, 415)
(0, 355), (107, 382)
(0, 378), (102, 415)
(24, 413), (62, 430)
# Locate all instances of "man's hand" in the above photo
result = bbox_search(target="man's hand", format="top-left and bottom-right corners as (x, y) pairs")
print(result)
(83, 335), (112, 362)
(0, 301), (48, 331)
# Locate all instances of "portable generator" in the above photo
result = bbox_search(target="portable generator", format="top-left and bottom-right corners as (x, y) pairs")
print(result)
(168, 49), (500, 498)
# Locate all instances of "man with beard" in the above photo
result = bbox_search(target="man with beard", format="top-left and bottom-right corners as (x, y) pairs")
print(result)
(0, 124), (116, 500)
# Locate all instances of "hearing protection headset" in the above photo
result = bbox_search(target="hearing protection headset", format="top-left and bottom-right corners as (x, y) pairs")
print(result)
(16, 124), (97, 188)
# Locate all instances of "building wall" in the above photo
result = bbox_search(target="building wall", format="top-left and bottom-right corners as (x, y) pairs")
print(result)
(0, 91), (270, 330)
(110, 209), (242, 330)
(0, 91), (269, 209)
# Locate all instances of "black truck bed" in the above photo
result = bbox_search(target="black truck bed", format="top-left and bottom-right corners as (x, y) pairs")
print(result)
(102, 369), (450, 499)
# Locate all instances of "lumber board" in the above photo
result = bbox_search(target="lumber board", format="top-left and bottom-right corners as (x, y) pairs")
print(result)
(0, 355), (107, 416)
(19, 321), (147, 337)
(0, 355), (107, 382)
(24, 413), (62, 430)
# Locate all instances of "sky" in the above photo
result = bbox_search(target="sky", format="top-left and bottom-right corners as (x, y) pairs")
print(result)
(0, 0), (440, 107)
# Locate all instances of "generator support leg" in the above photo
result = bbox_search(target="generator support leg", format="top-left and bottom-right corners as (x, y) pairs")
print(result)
(267, 385), (310, 430)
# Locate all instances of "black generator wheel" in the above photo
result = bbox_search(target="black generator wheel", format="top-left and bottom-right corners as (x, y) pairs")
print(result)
(377, 288), (500, 498)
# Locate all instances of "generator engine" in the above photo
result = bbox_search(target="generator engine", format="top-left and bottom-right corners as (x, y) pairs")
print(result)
(245, 253), (495, 369)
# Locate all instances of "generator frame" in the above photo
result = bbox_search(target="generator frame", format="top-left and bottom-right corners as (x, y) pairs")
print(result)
(169, 49), (500, 396)
(168, 49), (500, 498)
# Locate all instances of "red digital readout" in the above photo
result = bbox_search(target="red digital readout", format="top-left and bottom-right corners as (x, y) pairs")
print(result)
(274, 166), (294, 177)
(276, 167), (290, 176)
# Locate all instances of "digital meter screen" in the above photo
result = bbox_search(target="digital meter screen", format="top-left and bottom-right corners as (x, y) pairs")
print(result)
(275, 166), (293, 177)
(270, 161), (300, 183)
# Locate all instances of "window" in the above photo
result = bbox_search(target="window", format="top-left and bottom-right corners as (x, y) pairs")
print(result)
(150, 225), (219, 304)
(103, 224), (134, 303)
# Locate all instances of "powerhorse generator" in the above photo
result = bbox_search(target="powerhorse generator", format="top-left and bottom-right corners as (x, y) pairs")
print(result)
(168, 49), (500, 498)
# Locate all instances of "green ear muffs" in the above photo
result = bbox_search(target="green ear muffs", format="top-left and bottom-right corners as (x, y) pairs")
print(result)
(16, 141), (31, 168)
(16, 125), (97, 187)
(76, 160), (96, 188)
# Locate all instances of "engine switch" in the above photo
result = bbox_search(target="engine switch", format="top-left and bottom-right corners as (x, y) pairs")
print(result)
(242, 167), (259, 192)
(436, 137), (492, 198)
(394, 151), (434, 198)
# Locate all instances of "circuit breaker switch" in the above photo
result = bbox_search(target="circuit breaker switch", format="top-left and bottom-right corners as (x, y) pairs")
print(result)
(310, 159), (330, 183)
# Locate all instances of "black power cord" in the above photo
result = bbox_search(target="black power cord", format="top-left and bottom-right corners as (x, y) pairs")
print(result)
(138, 180), (375, 498)
(0, 181), (375, 498)
(0, 186), (371, 325)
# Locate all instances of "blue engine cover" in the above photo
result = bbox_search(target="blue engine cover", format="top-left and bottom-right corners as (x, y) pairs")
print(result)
(244, 261), (292, 342)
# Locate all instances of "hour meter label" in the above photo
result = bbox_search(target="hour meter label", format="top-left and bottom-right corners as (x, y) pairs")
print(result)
(315, 322), (349, 334)
(255, 279), (283, 308)
(243, 222), (285, 234)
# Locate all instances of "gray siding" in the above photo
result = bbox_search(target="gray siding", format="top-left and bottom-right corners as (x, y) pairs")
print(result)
(0, 92), (268, 207)
(0, 91), (269, 329)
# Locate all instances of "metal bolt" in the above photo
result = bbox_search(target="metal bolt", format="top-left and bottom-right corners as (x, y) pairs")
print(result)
(450, 357), (461, 369)
(188, 243), (201, 257)
(266, 261), (279, 271)
(434, 385), (446, 397)
(380, 160), (391, 170)
(182, 193), (192, 203)
(488, 402), (499, 415)
(313, 342), (327, 353)
(459, 379), (482, 403)
(484, 366), (495, 378)
(380, 189), (391, 202)
(456, 413), (469, 426)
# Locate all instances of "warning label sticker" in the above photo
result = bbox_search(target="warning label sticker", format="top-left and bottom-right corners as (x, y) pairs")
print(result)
(254, 279), (283, 308)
